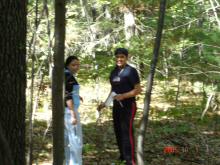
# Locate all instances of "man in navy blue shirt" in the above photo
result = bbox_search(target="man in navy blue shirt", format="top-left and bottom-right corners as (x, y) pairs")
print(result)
(98, 48), (141, 165)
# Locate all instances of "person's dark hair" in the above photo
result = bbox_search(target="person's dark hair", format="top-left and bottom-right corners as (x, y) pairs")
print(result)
(65, 56), (79, 68)
(114, 48), (128, 57)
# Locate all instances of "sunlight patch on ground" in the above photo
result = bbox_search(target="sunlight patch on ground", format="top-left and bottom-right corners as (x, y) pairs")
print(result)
(151, 102), (173, 111)
(202, 131), (215, 135)
(37, 162), (52, 165)
(31, 80), (220, 165)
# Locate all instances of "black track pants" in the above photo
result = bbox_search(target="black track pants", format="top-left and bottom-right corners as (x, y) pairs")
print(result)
(112, 101), (137, 165)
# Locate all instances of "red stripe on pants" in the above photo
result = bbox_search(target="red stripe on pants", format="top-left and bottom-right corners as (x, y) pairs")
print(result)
(129, 102), (136, 165)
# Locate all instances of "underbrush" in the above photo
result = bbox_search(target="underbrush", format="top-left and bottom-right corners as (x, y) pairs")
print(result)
(27, 80), (220, 165)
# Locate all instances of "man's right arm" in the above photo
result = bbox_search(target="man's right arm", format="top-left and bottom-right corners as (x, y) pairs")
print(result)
(97, 90), (112, 111)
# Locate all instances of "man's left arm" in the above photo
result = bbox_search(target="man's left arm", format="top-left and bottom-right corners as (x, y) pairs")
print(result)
(114, 83), (141, 101)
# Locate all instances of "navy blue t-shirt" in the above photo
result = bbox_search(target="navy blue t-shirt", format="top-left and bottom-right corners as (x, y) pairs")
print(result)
(110, 64), (140, 102)
(65, 69), (78, 105)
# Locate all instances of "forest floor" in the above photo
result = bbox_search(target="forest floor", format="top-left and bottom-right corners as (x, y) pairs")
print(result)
(30, 80), (220, 165)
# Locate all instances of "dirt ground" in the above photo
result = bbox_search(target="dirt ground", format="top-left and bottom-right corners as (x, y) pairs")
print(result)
(32, 81), (220, 165)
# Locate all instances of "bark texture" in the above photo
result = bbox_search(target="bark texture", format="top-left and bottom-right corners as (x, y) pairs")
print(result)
(0, 1), (27, 165)
(52, 0), (66, 164)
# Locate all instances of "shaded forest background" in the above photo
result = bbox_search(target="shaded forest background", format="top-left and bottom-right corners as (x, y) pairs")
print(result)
(25, 0), (220, 164)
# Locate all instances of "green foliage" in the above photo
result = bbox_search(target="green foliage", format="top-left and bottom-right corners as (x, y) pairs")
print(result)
(78, 53), (115, 83)
(27, 0), (220, 87)
(163, 87), (177, 102)
(26, 0), (220, 164)
(83, 143), (96, 153)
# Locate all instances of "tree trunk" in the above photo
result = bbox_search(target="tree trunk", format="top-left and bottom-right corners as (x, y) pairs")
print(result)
(175, 75), (181, 107)
(123, 7), (135, 44)
(44, 0), (53, 80)
(52, 0), (66, 164)
(103, 4), (111, 19)
(0, 123), (14, 165)
(137, 0), (166, 164)
(80, 0), (87, 18)
(27, 0), (39, 164)
(0, 1), (27, 165)
(209, 0), (220, 28)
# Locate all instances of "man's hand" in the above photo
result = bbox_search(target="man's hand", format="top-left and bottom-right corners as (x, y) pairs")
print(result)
(97, 102), (105, 111)
(114, 94), (125, 101)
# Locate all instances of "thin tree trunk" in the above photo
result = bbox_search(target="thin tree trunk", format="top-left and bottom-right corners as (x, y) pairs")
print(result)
(44, 0), (53, 79)
(162, 52), (169, 78)
(103, 4), (111, 19)
(123, 7), (135, 45)
(175, 75), (181, 107)
(80, 0), (87, 18)
(175, 50), (184, 107)
(52, 0), (66, 164)
(209, 0), (220, 28)
(27, 47), (35, 165)
(27, 0), (39, 164)
(27, 1), (45, 61)
(201, 93), (214, 119)
(137, 0), (166, 164)
(214, 0), (219, 6)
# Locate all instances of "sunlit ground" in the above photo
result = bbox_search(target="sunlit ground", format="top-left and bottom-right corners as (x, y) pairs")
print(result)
(29, 80), (220, 165)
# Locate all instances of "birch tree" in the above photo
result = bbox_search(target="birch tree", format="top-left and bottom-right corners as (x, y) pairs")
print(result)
(137, 0), (167, 164)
